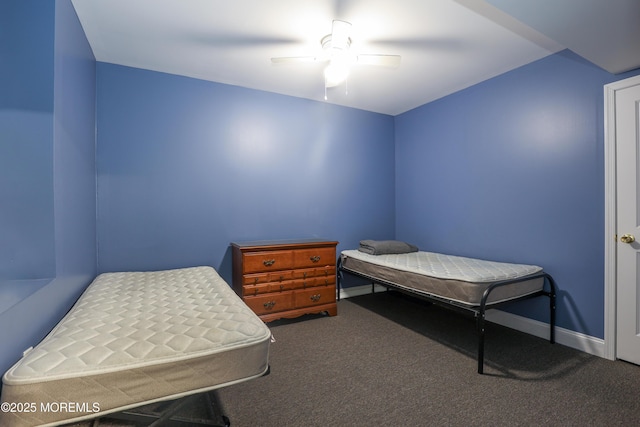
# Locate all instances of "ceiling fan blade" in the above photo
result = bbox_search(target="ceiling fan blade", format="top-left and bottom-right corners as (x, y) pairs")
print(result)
(356, 54), (401, 67)
(331, 20), (352, 49)
(271, 56), (325, 64)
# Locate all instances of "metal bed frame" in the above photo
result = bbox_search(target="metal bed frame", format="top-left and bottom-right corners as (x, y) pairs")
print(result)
(99, 391), (231, 427)
(337, 257), (557, 374)
(92, 366), (270, 427)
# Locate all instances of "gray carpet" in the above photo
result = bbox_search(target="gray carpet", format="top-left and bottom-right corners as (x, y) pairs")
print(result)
(70, 291), (640, 426)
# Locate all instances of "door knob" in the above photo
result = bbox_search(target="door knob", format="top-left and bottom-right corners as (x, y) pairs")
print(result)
(620, 234), (636, 244)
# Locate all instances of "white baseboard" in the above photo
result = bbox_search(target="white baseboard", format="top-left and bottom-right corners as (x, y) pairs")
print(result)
(339, 283), (387, 299)
(340, 284), (606, 359)
(484, 309), (606, 358)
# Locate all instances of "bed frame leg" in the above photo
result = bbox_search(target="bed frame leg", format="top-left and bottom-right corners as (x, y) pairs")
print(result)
(475, 273), (557, 374)
(546, 273), (557, 344)
(337, 257), (343, 301)
(476, 309), (486, 374)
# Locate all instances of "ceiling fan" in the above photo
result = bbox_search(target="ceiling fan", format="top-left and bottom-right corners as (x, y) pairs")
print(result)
(271, 20), (401, 91)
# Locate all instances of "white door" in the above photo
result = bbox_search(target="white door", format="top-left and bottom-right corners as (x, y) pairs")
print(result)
(615, 81), (640, 365)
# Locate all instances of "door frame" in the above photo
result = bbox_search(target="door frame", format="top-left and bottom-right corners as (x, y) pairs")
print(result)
(603, 74), (640, 360)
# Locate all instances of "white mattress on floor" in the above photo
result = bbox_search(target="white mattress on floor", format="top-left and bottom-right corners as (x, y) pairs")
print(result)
(342, 250), (542, 283)
(1, 266), (271, 427)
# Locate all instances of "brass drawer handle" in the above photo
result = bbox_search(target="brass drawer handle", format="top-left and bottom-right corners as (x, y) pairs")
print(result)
(263, 259), (276, 267)
(310, 256), (321, 263)
(310, 294), (321, 302)
(263, 301), (276, 309)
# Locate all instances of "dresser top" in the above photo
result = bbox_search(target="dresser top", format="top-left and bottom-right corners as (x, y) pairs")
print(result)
(231, 238), (338, 250)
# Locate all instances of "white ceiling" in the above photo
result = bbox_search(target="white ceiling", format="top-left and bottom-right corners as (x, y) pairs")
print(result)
(70, 0), (640, 116)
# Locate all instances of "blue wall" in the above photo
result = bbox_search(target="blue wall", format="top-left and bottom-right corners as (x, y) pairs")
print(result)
(3, 1), (639, 376)
(96, 64), (395, 280)
(0, 0), (56, 280)
(395, 50), (640, 338)
(53, 0), (97, 281)
(0, 0), (96, 376)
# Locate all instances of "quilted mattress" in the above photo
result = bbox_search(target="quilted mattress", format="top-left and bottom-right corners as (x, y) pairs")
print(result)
(0, 266), (271, 427)
(341, 250), (544, 306)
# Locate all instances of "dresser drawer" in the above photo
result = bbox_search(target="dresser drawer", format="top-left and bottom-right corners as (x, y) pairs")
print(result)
(243, 270), (294, 286)
(294, 286), (336, 309)
(242, 250), (294, 273)
(292, 266), (336, 280)
(244, 280), (298, 296)
(293, 247), (336, 269)
(294, 275), (336, 289)
(288, 276), (335, 291)
(242, 282), (272, 296)
(243, 292), (294, 316)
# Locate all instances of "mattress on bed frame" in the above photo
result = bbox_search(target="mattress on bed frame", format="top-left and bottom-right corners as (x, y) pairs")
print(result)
(0, 266), (271, 427)
(340, 250), (544, 306)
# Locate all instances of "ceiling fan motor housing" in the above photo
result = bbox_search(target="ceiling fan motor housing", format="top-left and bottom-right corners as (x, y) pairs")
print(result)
(322, 20), (352, 53)
(321, 34), (351, 53)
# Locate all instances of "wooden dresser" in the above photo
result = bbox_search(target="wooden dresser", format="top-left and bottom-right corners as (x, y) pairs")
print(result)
(231, 239), (338, 322)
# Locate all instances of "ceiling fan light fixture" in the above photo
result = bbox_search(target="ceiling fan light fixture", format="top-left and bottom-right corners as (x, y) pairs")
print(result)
(324, 56), (352, 87)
